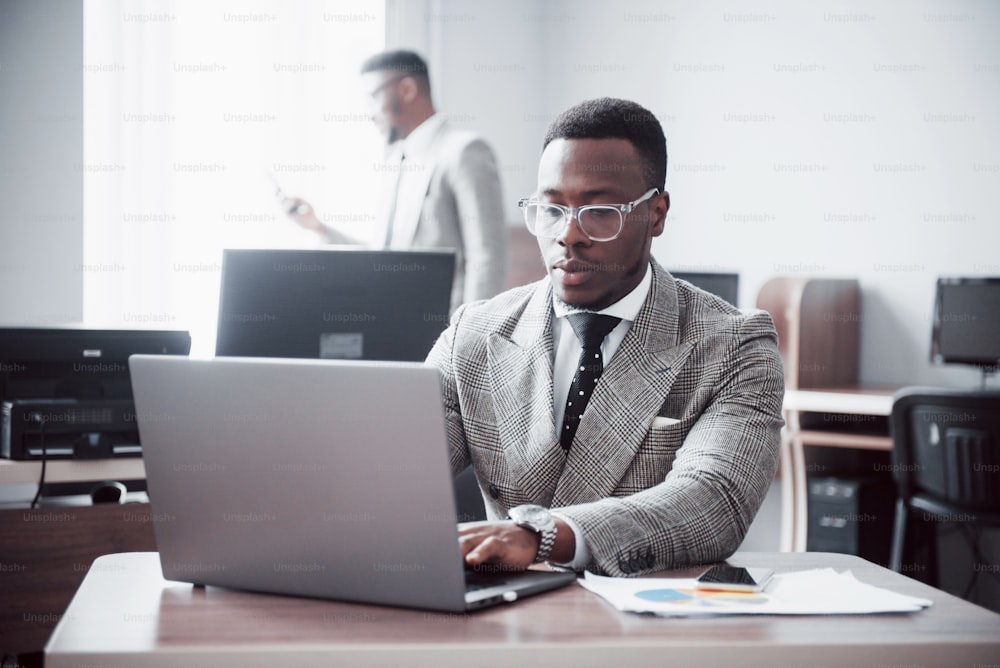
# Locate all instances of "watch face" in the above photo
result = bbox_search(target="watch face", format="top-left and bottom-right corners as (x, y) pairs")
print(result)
(510, 504), (552, 529)
(520, 506), (548, 524)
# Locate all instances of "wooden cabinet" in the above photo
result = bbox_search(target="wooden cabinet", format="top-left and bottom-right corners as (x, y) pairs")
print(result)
(0, 460), (154, 662)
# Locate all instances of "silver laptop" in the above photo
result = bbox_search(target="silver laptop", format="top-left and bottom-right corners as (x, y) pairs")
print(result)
(128, 355), (576, 612)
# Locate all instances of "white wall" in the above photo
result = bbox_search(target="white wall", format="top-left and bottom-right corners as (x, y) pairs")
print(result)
(2, 0), (997, 389)
(0, 0), (83, 325)
(393, 0), (1000, 389)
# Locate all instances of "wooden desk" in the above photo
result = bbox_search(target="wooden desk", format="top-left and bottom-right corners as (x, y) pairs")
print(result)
(0, 503), (157, 659)
(46, 551), (1000, 667)
(781, 387), (896, 553)
(0, 458), (150, 661)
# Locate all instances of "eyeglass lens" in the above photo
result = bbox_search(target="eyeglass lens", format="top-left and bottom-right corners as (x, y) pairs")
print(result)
(525, 204), (621, 240)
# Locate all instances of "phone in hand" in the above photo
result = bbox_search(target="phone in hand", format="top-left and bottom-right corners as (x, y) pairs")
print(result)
(266, 173), (311, 216)
(695, 564), (774, 593)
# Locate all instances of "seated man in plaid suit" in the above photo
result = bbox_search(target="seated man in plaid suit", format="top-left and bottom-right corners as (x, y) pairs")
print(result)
(427, 97), (784, 577)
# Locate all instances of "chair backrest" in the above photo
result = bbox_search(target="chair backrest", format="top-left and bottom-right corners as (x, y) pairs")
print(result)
(755, 277), (860, 389)
(891, 387), (1000, 514)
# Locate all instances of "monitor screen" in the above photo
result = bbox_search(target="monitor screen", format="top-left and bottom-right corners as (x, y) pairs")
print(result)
(931, 277), (1000, 368)
(670, 271), (740, 307)
(0, 328), (191, 403)
(215, 248), (455, 362)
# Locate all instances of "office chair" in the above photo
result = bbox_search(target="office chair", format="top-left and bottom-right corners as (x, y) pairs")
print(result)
(889, 387), (1000, 588)
(453, 465), (487, 522)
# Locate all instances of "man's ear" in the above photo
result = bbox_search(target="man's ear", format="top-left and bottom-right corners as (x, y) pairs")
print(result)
(397, 76), (419, 104)
(650, 191), (670, 237)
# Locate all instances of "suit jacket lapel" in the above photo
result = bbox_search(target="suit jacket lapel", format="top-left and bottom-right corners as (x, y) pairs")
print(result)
(552, 263), (694, 507)
(486, 281), (565, 506)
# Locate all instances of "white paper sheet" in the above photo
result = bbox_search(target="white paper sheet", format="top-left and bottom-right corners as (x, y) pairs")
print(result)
(579, 569), (933, 617)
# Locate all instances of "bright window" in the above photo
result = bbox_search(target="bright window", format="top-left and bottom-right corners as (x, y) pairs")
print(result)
(83, 0), (385, 355)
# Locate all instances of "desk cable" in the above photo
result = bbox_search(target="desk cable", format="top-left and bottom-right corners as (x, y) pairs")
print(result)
(28, 413), (49, 509)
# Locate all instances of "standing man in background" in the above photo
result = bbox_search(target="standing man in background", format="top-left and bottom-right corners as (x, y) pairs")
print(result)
(284, 50), (509, 311)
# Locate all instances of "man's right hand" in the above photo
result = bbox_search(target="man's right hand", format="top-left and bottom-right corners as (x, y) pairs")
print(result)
(459, 521), (541, 572)
(458, 517), (575, 569)
(281, 196), (326, 237)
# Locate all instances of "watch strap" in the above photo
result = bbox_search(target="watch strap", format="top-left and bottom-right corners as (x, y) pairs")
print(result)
(534, 523), (556, 563)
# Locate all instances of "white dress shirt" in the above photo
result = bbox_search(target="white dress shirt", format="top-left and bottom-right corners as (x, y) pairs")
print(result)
(384, 113), (445, 248)
(549, 264), (653, 569)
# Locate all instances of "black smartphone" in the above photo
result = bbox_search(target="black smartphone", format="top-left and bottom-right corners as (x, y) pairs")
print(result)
(695, 564), (774, 592)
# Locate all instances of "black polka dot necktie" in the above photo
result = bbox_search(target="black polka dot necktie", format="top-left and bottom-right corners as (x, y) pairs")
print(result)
(560, 313), (622, 450)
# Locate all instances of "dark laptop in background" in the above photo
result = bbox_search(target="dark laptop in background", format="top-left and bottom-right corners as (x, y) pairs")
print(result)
(214, 247), (485, 523)
(129, 355), (577, 612)
(215, 248), (455, 362)
(670, 271), (740, 308)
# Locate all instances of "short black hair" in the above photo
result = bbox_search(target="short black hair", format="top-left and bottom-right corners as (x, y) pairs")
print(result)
(543, 98), (667, 190)
(360, 49), (431, 96)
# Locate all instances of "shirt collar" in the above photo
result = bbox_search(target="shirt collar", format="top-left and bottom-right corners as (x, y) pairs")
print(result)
(552, 262), (653, 323)
(396, 113), (444, 160)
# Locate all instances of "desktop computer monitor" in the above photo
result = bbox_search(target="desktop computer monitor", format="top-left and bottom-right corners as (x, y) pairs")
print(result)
(931, 277), (1000, 369)
(670, 271), (740, 307)
(215, 248), (455, 362)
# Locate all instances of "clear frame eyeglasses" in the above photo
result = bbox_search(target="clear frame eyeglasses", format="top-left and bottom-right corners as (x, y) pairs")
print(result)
(517, 187), (660, 242)
(368, 74), (409, 99)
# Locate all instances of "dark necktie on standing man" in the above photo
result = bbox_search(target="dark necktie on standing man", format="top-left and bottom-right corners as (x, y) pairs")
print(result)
(560, 313), (622, 450)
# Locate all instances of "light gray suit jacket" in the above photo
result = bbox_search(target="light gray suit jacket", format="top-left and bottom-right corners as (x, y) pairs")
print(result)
(327, 120), (508, 311)
(426, 261), (785, 576)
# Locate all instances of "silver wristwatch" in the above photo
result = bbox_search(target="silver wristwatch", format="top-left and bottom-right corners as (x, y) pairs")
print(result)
(508, 504), (557, 563)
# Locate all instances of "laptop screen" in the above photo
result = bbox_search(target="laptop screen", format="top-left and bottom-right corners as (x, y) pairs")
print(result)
(215, 248), (455, 362)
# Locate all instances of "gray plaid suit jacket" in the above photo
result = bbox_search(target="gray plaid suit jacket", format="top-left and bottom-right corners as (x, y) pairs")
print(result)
(426, 260), (784, 576)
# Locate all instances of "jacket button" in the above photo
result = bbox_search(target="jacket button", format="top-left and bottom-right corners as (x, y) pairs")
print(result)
(488, 484), (500, 499)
